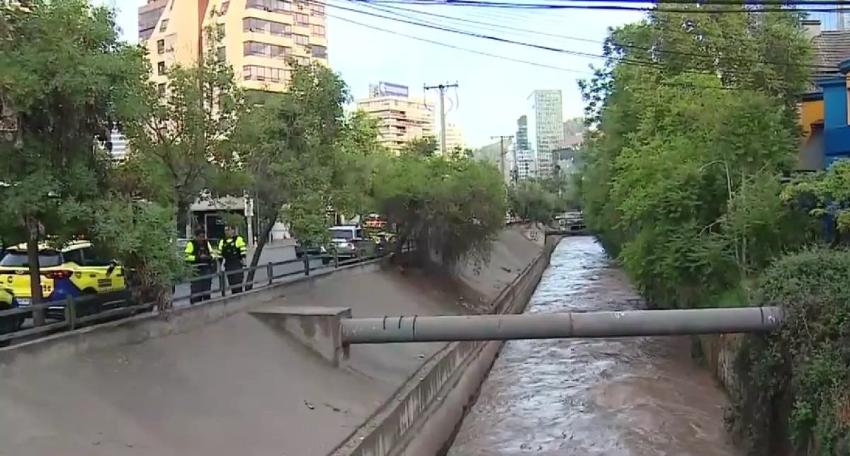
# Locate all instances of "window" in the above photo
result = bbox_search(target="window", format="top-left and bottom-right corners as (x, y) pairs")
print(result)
(311, 44), (327, 59)
(80, 247), (112, 267)
(294, 12), (309, 25)
(243, 65), (288, 83)
(157, 61), (166, 75)
(294, 34), (308, 45)
(158, 83), (166, 97)
(247, 0), (291, 13)
(217, 46), (227, 61)
(243, 41), (289, 59)
(244, 41), (266, 56)
(271, 45), (289, 59)
(0, 251), (61, 268)
(159, 18), (169, 32)
(216, 23), (226, 38)
(156, 39), (165, 54)
(270, 22), (291, 37)
(297, 56), (309, 65)
(63, 249), (84, 266)
(310, 3), (325, 16)
(219, 1), (230, 14)
(311, 24), (324, 37)
(243, 18), (264, 33)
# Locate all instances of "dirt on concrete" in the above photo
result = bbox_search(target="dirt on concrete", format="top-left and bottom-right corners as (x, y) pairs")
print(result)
(0, 228), (541, 456)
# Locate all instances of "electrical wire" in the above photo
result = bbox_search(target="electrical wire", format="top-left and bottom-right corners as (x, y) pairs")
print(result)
(356, 0), (835, 70)
(324, 7), (754, 91)
(327, 0), (825, 79)
(326, 11), (595, 73)
(354, 0), (850, 14)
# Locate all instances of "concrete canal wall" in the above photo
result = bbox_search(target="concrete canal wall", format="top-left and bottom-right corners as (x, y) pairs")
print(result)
(0, 227), (553, 456)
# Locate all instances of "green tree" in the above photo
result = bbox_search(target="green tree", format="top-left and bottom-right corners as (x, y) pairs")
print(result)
(578, 6), (812, 308)
(508, 180), (559, 225)
(233, 63), (381, 281)
(401, 135), (438, 157)
(0, 0), (148, 315)
(372, 151), (506, 268)
(124, 26), (243, 236)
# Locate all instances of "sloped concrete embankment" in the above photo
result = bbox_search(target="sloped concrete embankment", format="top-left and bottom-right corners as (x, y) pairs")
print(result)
(332, 233), (561, 456)
(0, 228), (549, 456)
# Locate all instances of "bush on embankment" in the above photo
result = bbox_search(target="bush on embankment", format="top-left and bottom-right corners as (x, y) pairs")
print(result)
(730, 248), (850, 456)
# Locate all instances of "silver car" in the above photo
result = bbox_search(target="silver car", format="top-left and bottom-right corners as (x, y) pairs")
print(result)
(329, 226), (363, 258)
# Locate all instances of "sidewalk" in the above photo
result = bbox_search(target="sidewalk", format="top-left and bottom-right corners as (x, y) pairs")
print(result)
(247, 238), (295, 259)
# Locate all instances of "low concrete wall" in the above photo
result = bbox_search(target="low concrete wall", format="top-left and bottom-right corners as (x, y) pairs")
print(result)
(330, 236), (561, 456)
(250, 306), (351, 366)
(0, 259), (382, 368)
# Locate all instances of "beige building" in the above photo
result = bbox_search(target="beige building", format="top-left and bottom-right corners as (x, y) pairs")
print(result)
(138, 0), (328, 95)
(440, 122), (465, 153)
(356, 82), (434, 153)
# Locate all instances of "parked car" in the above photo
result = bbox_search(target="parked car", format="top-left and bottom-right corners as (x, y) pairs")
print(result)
(0, 240), (127, 319)
(294, 240), (331, 265)
(329, 226), (376, 259)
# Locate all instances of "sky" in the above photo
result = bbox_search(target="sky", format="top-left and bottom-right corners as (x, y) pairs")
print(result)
(99, 1), (641, 147)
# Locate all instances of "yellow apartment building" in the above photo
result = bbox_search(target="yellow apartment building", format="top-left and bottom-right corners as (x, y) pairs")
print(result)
(356, 82), (435, 153)
(138, 0), (328, 95)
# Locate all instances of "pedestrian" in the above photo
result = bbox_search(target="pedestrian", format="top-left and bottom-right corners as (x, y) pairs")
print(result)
(185, 227), (215, 304)
(218, 226), (247, 294)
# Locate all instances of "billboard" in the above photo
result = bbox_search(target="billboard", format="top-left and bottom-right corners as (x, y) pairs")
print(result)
(370, 81), (409, 98)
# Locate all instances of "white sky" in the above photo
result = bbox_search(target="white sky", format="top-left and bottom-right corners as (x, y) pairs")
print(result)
(100, 0), (641, 147)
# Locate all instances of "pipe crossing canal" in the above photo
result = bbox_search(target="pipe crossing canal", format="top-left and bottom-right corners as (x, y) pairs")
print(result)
(447, 237), (742, 456)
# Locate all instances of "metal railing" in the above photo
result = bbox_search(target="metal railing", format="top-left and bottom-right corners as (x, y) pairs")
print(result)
(0, 244), (405, 346)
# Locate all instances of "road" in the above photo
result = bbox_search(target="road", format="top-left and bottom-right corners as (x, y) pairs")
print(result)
(172, 243), (326, 306)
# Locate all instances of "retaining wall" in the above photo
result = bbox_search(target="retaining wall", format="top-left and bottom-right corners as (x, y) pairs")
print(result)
(0, 259), (383, 368)
(331, 235), (561, 456)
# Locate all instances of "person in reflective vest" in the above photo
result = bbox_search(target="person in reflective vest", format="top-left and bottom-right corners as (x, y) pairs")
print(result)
(185, 227), (216, 303)
(218, 226), (247, 294)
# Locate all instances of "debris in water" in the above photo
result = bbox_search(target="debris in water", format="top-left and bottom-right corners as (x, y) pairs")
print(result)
(304, 401), (314, 410)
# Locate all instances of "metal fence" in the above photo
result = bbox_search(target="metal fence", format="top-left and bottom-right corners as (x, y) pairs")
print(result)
(0, 247), (400, 347)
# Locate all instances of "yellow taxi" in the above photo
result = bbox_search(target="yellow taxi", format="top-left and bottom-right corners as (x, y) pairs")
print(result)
(0, 240), (126, 311)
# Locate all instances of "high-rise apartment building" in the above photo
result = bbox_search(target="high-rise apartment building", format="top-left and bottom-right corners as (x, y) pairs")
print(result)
(138, 0), (328, 94)
(512, 114), (536, 181)
(356, 82), (434, 153)
(527, 90), (564, 178)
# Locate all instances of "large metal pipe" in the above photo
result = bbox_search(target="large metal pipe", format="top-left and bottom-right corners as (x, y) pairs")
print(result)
(341, 307), (783, 344)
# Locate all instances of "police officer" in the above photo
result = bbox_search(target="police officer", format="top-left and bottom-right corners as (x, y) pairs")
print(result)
(185, 227), (216, 303)
(218, 226), (247, 294)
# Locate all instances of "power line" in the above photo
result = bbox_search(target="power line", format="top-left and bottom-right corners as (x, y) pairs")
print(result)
(328, 0), (673, 66)
(323, 6), (756, 91)
(328, 0), (823, 79)
(531, 0), (850, 4)
(355, 0), (850, 14)
(327, 10), (594, 73)
(357, 1), (834, 70)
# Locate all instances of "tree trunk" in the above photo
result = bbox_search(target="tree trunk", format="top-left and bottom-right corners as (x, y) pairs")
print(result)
(245, 218), (276, 288)
(25, 216), (44, 325)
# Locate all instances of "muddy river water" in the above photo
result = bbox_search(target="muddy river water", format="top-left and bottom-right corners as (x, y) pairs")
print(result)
(448, 237), (739, 456)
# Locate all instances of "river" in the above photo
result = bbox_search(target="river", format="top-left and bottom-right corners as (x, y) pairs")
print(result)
(448, 237), (739, 456)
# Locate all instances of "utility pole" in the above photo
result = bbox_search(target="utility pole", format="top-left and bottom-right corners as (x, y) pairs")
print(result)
(491, 135), (513, 181)
(424, 82), (458, 156)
